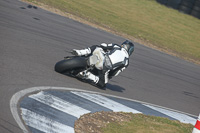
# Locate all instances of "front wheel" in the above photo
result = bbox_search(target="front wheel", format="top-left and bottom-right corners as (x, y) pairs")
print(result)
(54, 56), (87, 74)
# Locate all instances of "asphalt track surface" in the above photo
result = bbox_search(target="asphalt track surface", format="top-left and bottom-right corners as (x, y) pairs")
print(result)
(0, 0), (200, 132)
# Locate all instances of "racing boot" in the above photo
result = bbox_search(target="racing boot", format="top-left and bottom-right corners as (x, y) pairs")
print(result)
(71, 48), (91, 56)
(76, 71), (99, 84)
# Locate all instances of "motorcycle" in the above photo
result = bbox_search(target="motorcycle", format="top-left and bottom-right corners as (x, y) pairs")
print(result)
(54, 47), (112, 87)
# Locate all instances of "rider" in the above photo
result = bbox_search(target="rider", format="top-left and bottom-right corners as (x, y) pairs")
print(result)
(71, 40), (135, 88)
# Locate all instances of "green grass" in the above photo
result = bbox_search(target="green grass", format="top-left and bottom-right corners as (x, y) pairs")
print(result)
(25, 0), (200, 63)
(103, 113), (193, 133)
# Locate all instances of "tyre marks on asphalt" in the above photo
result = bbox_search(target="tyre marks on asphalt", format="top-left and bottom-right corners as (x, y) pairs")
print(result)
(19, 89), (196, 133)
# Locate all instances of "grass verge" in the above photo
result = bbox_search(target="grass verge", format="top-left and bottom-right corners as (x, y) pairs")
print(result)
(74, 111), (193, 133)
(103, 113), (193, 133)
(22, 0), (200, 64)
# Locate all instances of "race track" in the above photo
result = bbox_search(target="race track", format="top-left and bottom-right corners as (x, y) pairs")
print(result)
(0, 0), (200, 132)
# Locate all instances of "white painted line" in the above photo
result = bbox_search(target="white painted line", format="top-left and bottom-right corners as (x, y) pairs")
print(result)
(30, 91), (90, 118)
(144, 104), (196, 125)
(71, 91), (142, 114)
(21, 108), (74, 133)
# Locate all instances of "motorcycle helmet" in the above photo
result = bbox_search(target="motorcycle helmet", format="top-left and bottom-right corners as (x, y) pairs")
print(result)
(121, 40), (134, 56)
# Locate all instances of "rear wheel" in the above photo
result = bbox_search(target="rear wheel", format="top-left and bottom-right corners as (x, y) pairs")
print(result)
(54, 56), (87, 74)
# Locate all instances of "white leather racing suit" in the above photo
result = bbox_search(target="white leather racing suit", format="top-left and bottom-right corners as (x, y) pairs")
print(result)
(73, 43), (129, 88)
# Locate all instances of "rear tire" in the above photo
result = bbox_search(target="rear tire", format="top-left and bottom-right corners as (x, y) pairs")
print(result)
(54, 56), (87, 73)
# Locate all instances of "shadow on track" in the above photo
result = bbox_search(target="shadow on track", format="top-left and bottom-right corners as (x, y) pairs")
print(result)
(106, 83), (125, 92)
